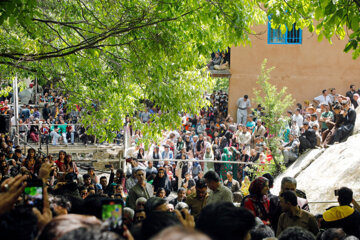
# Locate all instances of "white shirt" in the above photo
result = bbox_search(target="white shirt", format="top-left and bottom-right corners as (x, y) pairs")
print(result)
(237, 98), (251, 109)
(292, 114), (303, 128)
(314, 95), (331, 105)
(237, 131), (251, 145)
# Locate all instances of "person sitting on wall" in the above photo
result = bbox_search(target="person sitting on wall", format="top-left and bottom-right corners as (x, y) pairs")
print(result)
(207, 52), (222, 70)
(214, 51), (229, 70)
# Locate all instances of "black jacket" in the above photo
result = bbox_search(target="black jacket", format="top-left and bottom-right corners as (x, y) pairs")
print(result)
(302, 129), (317, 147)
(321, 205), (360, 238)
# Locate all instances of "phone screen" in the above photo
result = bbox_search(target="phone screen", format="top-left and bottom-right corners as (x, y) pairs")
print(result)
(102, 200), (123, 230)
(24, 185), (43, 209)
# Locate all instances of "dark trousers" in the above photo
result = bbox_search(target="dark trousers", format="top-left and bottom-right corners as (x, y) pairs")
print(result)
(299, 136), (314, 153)
(333, 125), (353, 143)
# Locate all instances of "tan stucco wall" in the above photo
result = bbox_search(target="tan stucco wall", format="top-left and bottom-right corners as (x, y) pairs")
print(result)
(229, 25), (360, 119)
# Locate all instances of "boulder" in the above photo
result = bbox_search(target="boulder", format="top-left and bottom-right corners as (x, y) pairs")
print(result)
(354, 107), (360, 134)
(272, 148), (324, 194)
(273, 133), (360, 214)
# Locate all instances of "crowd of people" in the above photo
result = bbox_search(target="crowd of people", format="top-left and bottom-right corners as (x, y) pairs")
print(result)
(280, 86), (358, 166)
(2, 85), (102, 146)
(0, 81), (359, 239)
(0, 140), (360, 240)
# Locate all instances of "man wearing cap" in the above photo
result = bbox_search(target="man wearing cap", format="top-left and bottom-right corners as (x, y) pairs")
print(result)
(236, 95), (251, 125)
(127, 168), (154, 209)
(299, 121), (316, 154)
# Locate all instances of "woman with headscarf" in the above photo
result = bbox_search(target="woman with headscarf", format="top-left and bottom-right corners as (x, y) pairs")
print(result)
(203, 146), (214, 173)
(195, 134), (205, 161)
(242, 176), (270, 225)
(152, 167), (172, 196)
(184, 135), (194, 159)
(137, 147), (145, 160)
(220, 147), (232, 181)
(229, 146), (240, 180)
(212, 144), (222, 175)
(176, 136), (184, 153)
(152, 146), (162, 168)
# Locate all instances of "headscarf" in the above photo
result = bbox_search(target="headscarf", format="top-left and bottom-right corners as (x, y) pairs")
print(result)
(152, 167), (171, 195)
(204, 146), (213, 159)
(223, 147), (229, 155)
(249, 177), (268, 198)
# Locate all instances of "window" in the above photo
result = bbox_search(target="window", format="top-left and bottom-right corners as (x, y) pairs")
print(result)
(267, 22), (302, 44)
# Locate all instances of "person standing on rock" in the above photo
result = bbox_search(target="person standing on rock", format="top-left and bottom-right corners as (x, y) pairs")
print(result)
(237, 95), (251, 125)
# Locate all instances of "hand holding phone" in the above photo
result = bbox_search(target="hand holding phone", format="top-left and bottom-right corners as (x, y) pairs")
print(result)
(0, 175), (27, 215)
(102, 199), (124, 233)
(23, 179), (43, 211)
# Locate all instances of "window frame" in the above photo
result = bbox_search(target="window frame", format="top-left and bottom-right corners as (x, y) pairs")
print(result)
(267, 21), (302, 45)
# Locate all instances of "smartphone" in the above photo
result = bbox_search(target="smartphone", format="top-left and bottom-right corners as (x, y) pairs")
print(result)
(23, 179), (43, 211)
(105, 164), (112, 168)
(102, 199), (124, 232)
(334, 189), (339, 196)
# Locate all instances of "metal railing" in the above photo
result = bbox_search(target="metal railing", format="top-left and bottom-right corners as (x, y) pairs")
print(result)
(134, 158), (274, 165)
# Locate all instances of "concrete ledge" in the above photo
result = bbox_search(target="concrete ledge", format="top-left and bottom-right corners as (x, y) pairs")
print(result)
(208, 69), (231, 78)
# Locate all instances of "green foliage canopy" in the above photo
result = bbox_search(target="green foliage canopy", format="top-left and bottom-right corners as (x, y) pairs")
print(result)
(0, 0), (266, 144)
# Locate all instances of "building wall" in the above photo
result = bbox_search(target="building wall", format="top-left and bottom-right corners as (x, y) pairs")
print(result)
(229, 25), (360, 119)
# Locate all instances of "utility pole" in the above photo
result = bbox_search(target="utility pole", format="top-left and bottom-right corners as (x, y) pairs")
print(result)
(13, 74), (19, 146)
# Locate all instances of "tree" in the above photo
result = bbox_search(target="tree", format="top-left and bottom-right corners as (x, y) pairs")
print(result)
(0, 0), (266, 144)
(253, 59), (294, 173)
(261, 0), (360, 59)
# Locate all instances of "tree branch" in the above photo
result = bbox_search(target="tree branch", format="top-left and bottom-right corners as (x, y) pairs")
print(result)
(0, 5), (204, 62)
(0, 61), (37, 72)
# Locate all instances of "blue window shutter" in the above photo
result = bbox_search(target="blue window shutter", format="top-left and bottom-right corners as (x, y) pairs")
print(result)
(268, 22), (302, 45)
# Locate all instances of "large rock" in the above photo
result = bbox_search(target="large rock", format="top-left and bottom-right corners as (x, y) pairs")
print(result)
(354, 107), (360, 134)
(273, 133), (360, 214)
(272, 148), (325, 194)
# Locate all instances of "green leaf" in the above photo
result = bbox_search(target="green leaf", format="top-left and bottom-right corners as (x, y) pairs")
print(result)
(280, 24), (287, 34)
